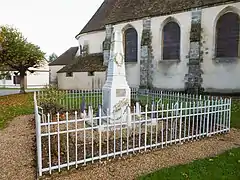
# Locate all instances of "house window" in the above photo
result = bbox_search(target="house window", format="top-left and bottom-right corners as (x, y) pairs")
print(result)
(216, 12), (240, 58)
(13, 76), (20, 84)
(88, 71), (95, 76)
(66, 72), (73, 77)
(124, 28), (138, 62)
(162, 22), (180, 60)
(5, 73), (11, 80)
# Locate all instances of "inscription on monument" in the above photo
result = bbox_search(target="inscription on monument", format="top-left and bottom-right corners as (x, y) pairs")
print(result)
(116, 89), (126, 97)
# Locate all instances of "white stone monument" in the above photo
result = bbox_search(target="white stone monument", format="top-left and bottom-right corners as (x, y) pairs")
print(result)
(102, 30), (131, 124)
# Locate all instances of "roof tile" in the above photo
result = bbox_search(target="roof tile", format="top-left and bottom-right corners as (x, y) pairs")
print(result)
(49, 47), (79, 66)
(77, 0), (237, 36)
(57, 53), (107, 73)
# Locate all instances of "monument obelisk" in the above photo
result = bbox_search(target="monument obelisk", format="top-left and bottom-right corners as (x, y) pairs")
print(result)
(102, 30), (131, 123)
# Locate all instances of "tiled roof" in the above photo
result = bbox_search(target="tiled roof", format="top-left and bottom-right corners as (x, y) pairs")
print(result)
(76, 0), (237, 36)
(57, 53), (107, 73)
(77, 0), (116, 36)
(49, 47), (79, 66)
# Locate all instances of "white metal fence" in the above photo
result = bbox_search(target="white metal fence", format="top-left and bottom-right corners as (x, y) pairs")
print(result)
(36, 88), (217, 113)
(34, 89), (231, 177)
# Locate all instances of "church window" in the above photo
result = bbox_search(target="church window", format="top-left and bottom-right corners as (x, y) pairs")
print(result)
(124, 28), (138, 62)
(215, 12), (240, 58)
(162, 22), (180, 60)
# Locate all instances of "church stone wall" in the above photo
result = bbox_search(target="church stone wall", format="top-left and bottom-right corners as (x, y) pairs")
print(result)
(77, 31), (105, 54)
(113, 20), (142, 88)
(76, 1), (240, 92)
(201, 2), (240, 93)
(151, 11), (190, 91)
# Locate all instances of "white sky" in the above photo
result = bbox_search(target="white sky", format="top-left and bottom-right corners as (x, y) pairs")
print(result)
(0, 0), (104, 56)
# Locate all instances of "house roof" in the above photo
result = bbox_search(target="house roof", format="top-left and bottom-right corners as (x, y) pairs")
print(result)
(57, 53), (107, 73)
(49, 46), (79, 66)
(76, 0), (236, 37)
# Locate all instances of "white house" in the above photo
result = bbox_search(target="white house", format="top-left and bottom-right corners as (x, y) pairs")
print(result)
(0, 59), (50, 88)
(55, 0), (240, 93)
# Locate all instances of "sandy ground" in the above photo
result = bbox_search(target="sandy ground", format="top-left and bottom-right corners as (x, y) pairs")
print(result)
(0, 115), (240, 180)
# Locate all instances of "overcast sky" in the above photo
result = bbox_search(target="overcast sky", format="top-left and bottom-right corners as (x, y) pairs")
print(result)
(0, 0), (104, 56)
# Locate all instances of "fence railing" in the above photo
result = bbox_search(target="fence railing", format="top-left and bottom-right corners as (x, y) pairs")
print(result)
(36, 88), (217, 114)
(138, 89), (216, 105)
(34, 90), (231, 176)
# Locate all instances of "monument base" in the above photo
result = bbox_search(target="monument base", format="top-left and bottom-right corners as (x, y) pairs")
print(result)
(102, 67), (131, 123)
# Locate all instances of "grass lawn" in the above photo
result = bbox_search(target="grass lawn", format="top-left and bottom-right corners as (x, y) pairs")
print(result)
(230, 99), (240, 129)
(139, 147), (240, 180)
(0, 93), (34, 129)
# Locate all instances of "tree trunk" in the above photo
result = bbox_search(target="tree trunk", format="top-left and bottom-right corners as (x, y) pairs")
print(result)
(19, 71), (26, 93)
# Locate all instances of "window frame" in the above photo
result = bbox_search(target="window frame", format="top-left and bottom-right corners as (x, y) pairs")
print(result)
(5, 73), (12, 80)
(13, 75), (20, 84)
(66, 72), (73, 77)
(161, 21), (181, 61)
(123, 27), (138, 63)
(88, 71), (95, 76)
(215, 12), (240, 59)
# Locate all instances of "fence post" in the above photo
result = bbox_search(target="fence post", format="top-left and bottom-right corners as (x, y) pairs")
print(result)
(228, 98), (232, 131)
(34, 92), (42, 177)
(206, 100), (210, 137)
(179, 102), (182, 143)
(127, 106), (132, 127)
(99, 105), (102, 161)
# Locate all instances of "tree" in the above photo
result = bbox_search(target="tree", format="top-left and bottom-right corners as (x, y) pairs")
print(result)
(48, 53), (58, 63)
(0, 25), (45, 93)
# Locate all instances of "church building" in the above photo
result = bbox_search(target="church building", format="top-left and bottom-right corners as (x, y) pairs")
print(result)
(51, 0), (240, 93)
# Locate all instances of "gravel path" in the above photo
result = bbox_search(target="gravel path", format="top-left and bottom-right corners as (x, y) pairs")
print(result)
(0, 115), (240, 180)
(0, 115), (36, 180)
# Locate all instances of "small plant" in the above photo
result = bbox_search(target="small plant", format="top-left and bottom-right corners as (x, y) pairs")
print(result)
(39, 85), (65, 115)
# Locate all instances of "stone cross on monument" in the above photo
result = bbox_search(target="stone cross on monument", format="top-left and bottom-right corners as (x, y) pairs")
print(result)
(102, 30), (131, 123)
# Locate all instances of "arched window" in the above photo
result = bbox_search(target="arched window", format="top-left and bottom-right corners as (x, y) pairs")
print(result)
(216, 12), (240, 58)
(124, 28), (138, 62)
(162, 22), (180, 60)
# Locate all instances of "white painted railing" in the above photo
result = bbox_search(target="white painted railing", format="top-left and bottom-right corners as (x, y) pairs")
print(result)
(34, 90), (231, 176)
(36, 88), (216, 113)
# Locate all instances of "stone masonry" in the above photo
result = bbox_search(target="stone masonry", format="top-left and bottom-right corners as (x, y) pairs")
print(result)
(103, 25), (113, 66)
(140, 18), (154, 88)
(103, 25), (113, 80)
(185, 9), (203, 93)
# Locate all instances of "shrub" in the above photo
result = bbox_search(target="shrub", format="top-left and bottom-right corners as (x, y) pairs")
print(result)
(38, 85), (65, 115)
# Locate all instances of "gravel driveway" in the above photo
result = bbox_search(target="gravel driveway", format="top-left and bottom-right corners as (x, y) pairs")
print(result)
(0, 115), (240, 180)
(0, 115), (36, 180)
